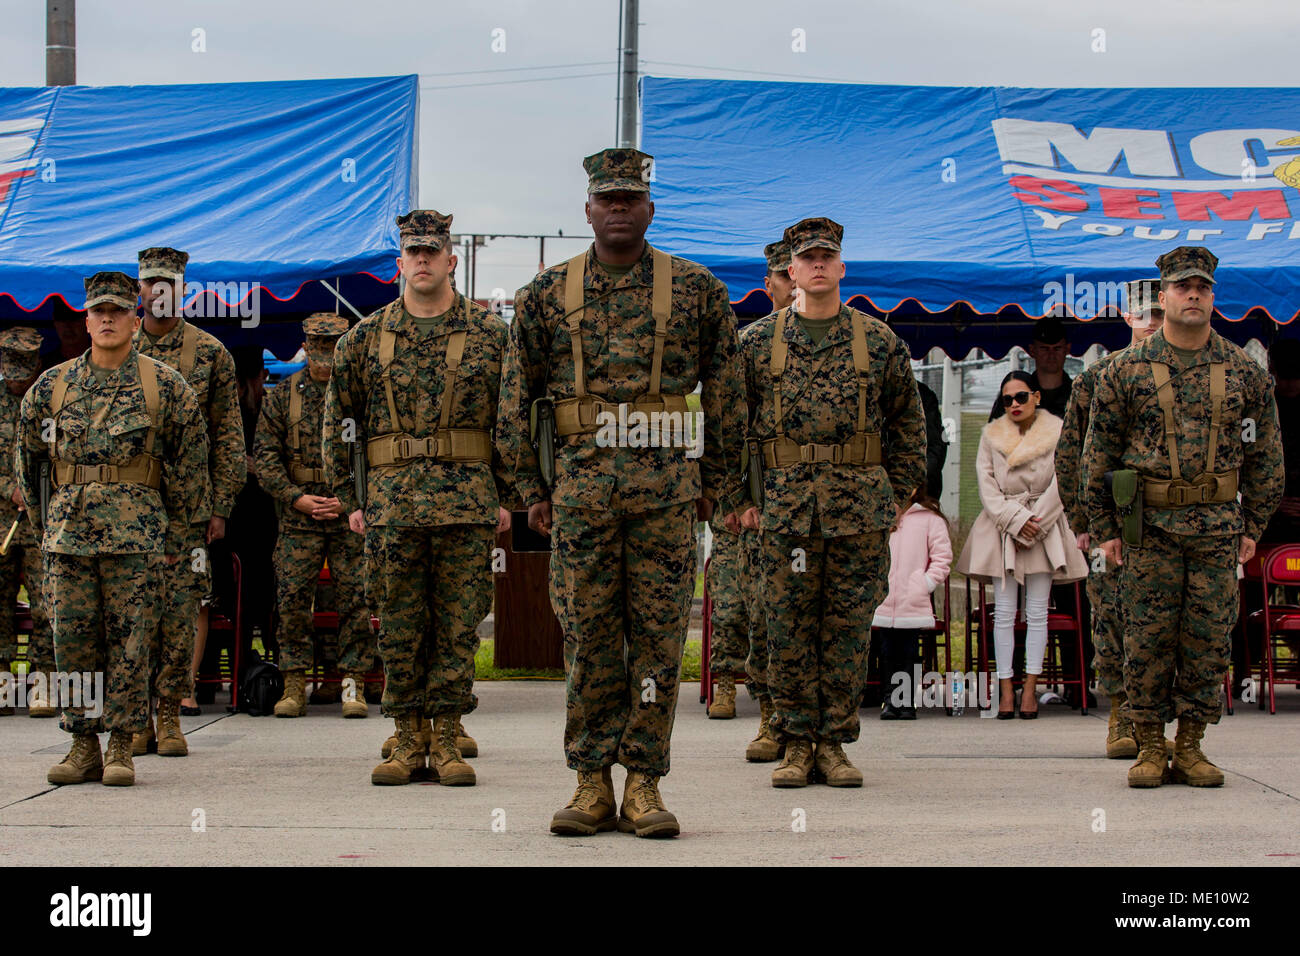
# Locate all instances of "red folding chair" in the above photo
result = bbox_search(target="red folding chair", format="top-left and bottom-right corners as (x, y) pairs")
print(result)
(920, 577), (954, 678)
(301, 564), (384, 698)
(867, 578), (952, 707)
(1246, 544), (1300, 714)
(205, 553), (242, 708)
(972, 578), (1089, 714)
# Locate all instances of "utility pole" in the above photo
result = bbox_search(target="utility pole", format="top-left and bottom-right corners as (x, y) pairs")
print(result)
(46, 0), (76, 86)
(619, 0), (638, 147)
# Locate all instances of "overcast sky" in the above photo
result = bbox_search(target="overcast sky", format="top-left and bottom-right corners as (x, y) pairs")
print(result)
(3, 0), (1299, 299)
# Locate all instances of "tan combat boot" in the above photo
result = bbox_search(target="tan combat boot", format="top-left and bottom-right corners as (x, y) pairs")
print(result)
(1127, 722), (1170, 788)
(429, 716), (475, 786)
(771, 739), (816, 788)
(341, 673), (368, 719)
(102, 730), (136, 787)
(274, 669), (308, 718)
(48, 732), (103, 785)
(132, 704), (156, 756)
(156, 697), (188, 756)
(309, 673), (342, 704)
(815, 740), (864, 787)
(27, 676), (58, 718)
(708, 674), (737, 719)
(1170, 718), (1225, 787)
(745, 696), (782, 762)
(381, 716), (431, 759)
(455, 718), (478, 758)
(371, 714), (427, 785)
(1105, 691), (1138, 759)
(550, 766), (617, 835)
(617, 770), (679, 838)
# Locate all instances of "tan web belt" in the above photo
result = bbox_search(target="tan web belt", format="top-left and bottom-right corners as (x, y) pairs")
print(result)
(366, 429), (492, 467)
(290, 464), (325, 484)
(760, 433), (881, 468)
(1143, 470), (1238, 508)
(54, 455), (163, 489)
(553, 394), (691, 437)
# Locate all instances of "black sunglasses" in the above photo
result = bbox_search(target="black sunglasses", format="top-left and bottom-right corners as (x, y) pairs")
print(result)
(1000, 391), (1032, 408)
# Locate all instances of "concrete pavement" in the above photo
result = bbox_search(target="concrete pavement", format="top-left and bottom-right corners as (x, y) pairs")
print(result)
(1, 682), (1297, 866)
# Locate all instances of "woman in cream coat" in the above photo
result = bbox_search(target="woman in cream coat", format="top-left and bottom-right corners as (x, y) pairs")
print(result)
(956, 371), (1088, 718)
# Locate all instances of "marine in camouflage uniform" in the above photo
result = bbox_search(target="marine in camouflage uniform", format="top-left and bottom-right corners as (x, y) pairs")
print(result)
(0, 327), (54, 716)
(17, 272), (210, 786)
(707, 238), (794, 764)
(324, 209), (512, 787)
(255, 313), (375, 718)
(705, 512), (749, 718)
(735, 218), (925, 789)
(1083, 247), (1283, 789)
(1055, 278), (1163, 758)
(134, 246), (246, 757)
(497, 148), (745, 837)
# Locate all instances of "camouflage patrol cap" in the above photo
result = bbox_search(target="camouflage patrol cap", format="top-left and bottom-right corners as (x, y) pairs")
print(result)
(1126, 278), (1162, 314)
(84, 271), (138, 311)
(0, 327), (42, 381)
(784, 217), (844, 256)
(583, 148), (653, 194)
(764, 239), (792, 273)
(397, 210), (452, 251)
(138, 246), (189, 282)
(302, 312), (348, 337)
(0, 326), (44, 354)
(1156, 246), (1217, 285)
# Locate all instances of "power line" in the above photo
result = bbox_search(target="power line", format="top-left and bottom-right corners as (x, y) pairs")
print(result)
(420, 70), (613, 91)
(417, 61), (610, 81)
(640, 59), (867, 84)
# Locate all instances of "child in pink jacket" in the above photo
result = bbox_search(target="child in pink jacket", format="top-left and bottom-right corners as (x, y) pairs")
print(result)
(872, 490), (953, 719)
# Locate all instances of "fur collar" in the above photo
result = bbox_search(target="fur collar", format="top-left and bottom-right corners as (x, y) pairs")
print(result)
(985, 410), (1062, 469)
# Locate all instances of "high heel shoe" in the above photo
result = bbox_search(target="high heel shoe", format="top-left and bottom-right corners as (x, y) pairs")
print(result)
(1019, 687), (1040, 720)
(997, 681), (1016, 719)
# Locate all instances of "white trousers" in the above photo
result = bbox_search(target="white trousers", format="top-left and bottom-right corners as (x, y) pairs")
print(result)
(991, 572), (1053, 679)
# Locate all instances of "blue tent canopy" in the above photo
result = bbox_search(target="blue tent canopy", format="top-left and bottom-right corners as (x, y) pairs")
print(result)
(641, 76), (1300, 357)
(0, 75), (416, 336)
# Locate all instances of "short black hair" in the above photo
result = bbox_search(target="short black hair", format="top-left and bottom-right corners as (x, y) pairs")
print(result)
(1032, 316), (1068, 344)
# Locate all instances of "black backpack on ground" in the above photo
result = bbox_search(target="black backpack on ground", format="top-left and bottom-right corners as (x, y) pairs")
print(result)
(239, 652), (284, 716)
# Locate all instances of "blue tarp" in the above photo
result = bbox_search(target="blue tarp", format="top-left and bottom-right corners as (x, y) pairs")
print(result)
(0, 75), (416, 315)
(641, 77), (1300, 355)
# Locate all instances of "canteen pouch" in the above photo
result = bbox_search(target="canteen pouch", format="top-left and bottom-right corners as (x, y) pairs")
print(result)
(37, 456), (51, 527)
(351, 438), (367, 510)
(530, 396), (557, 489)
(1105, 469), (1143, 549)
(746, 438), (764, 511)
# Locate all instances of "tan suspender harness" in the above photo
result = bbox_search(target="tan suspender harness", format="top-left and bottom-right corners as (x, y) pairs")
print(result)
(1143, 360), (1237, 507)
(49, 355), (164, 489)
(365, 295), (493, 468)
(759, 307), (882, 468)
(178, 323), (198, 379)
(285, 370), (324, 484)
(551, 247), (691, 437)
